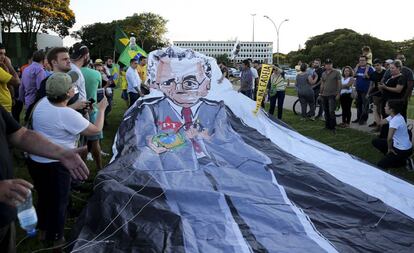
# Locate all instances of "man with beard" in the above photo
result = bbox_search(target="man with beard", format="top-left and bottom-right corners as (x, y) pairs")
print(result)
(30, 47), (88, 113)
(69, 43), (89, 105)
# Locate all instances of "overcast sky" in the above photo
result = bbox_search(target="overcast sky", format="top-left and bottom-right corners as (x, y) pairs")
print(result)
(65, 0), (414, 53)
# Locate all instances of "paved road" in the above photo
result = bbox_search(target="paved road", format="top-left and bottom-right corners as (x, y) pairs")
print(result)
(283, 95), (376, 133)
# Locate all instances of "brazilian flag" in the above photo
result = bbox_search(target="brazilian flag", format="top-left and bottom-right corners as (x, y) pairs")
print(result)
(114, 25), (129, 54)
(118, 44), (147, 67)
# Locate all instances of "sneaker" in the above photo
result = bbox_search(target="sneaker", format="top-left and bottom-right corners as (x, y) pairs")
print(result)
(100, 150), (110, 157)
(406, 158), (414, 171)
(351, 119), (359, 123)
(309, 116), (315, 121)
(86, 153), (94, 161)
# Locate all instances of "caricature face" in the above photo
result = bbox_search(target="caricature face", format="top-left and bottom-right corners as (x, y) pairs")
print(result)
(155, 57), (210, 107)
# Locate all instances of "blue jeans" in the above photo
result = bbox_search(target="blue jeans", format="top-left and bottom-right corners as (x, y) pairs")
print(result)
(269, 91), (285, 119)
(356, 91), (369, 123)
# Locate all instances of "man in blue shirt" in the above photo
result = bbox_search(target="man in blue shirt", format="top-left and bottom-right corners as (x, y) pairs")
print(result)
(353, 55), (374, 125)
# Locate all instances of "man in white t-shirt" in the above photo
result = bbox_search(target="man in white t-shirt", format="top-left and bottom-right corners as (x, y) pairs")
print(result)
(126, 58), (142, 107)
(28, 72), (107, 243)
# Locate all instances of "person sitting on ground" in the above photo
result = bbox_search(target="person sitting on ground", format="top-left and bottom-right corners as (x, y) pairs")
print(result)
(295, 63), (317, 120)
(27, 72), (108, 247)
(372, 99), (412, 169)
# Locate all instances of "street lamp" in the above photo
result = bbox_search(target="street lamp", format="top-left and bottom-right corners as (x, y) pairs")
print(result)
(263, 16), (289, 65)
(251, 14), (256, 60)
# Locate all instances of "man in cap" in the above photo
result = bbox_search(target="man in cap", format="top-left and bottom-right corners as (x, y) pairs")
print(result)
(27, 72), (107, 245)
(319, 58), (342, 132)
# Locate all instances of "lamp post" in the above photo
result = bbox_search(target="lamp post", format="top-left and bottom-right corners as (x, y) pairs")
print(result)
(263, 16), (289, 65)
(251, 14), (256, 60)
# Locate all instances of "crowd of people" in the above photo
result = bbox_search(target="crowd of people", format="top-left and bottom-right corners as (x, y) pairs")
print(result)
(0, 40), (413, 252)
(0, 41), (147, 252)
(223, 46), (414, 170)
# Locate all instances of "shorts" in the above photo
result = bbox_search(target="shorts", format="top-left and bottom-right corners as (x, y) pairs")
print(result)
(87, 110), (103, 141)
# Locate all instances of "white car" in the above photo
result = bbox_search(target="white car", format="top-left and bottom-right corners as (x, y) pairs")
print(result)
(284, 69), (297, 80)
(229, 68), (240, 78)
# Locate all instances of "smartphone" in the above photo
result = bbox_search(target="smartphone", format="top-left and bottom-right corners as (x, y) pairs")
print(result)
(88, 98), (95, 110)
(97, 88), (104, 102)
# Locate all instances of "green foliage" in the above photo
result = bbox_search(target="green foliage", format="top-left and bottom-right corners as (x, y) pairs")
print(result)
(215, 54), (231, 66)
(0, 0), (75, 49)
(286, 29), (400, 68)
(74, 12), (169, 60)
(395, 39), (414, 69)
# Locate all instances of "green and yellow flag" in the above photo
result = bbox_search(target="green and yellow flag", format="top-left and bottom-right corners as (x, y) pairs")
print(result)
(118, 44), (147, 67)
(114, 25), (129, 54)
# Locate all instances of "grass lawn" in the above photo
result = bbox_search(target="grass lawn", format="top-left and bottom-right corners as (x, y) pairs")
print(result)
(13, 88), (414, 251)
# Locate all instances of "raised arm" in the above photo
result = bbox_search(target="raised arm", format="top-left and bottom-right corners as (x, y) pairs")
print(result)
(8, 128), (89, 180)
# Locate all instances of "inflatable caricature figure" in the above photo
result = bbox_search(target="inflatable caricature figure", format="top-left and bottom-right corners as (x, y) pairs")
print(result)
(115, 46), (270, 170)
(106, 47), (335, 252)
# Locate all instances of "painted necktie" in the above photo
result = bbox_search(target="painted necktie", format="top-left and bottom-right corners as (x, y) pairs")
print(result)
(181, 107), (202, 153)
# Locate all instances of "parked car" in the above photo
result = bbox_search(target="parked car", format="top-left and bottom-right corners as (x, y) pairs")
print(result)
(284, 69), (297, 80)
(229, 67), (240, 78)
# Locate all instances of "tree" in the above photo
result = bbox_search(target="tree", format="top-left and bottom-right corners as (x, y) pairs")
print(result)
(74, 12), (169, 60)
(215, 54), (231, 66)
(73, 22), (117, 59)
(286, 29), (397, 68)
(119, 12), (169, 52)
(0, 0), (75, 49)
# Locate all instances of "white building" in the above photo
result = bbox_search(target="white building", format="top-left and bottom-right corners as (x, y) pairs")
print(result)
(173, 40), (273, 64)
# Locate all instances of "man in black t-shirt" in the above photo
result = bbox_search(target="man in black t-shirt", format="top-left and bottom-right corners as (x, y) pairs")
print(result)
(312, 59), (325, 118)
(0, 105), (89, 252)
(367, 59), (386, 127)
